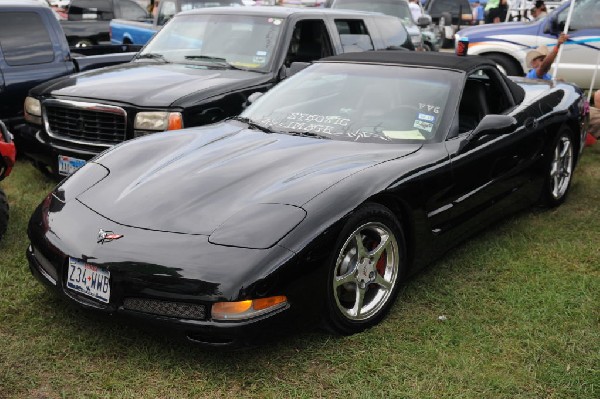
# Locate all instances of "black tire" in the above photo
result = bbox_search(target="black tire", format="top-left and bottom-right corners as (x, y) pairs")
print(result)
(485, 53), (522, 76)
(324, 203), (406, 335)
(538, 127), (575, 208)
(0, 189), (8, 242)
(439, 12), (453, 48)
(421, 42), (434, 52)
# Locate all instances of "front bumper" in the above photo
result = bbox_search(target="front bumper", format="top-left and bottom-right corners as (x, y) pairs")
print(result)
(12, 123), (101, 176)
(25, 197), (321, 346)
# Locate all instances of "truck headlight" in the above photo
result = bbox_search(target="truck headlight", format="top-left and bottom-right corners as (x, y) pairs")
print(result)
(24, 97), (42, 125)
(134, 111), (183, 134)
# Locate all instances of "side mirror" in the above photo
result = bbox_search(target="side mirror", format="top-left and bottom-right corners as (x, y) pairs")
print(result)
(417, 16), (431, 28)
(247, 92), (264, 105)
(287, 62), (310, 77)
(471, 114), (518, 139)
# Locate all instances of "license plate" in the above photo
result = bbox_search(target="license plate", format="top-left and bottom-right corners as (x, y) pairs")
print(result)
(66, 257), (111, 303)
(58, 155), (86, 176)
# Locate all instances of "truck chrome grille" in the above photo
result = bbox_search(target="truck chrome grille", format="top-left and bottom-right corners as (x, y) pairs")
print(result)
(43, 100), (127, 146)
(123, 298), (207, 321)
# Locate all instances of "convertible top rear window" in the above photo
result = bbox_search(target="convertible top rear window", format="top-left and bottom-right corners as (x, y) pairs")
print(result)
(243, 63), (462, 143)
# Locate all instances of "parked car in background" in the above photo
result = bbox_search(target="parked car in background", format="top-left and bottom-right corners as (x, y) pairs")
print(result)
(423, 0), (472, 48)
(0, 0), (139, 136)
(327, 0), (440, 51)
(26, 51), (587, 346)
(0, 121), (16, 242)
(60, 0), (151, 47)
(110, 0), (246, 45)
(327, 0), (427, 50)
(457, 0), (600, 89)
(21, 7), (413, 177)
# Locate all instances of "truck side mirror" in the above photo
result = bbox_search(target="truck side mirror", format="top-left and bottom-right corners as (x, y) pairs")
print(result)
(247, 92), (264, 104)
(545, 16), (568, 35)
(243, 92), (264, 108)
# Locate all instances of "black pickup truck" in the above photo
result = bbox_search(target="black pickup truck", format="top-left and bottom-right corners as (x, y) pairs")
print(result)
(61, 0), (151, 47)
(22, 6), (413, 177)
(0, 1), (139, 136)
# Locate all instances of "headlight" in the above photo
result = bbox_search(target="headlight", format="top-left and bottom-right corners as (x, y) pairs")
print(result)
(24, 97), (42, 125)
(134, 111), (183, 135)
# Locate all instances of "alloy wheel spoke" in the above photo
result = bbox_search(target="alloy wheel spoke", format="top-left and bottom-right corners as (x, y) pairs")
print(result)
(374, 273), (392, 291)
(334, 269), (357, 288)
(351, 285), (367, 317)
(369, 233), (391, 264)
(353, 233), (368, 259)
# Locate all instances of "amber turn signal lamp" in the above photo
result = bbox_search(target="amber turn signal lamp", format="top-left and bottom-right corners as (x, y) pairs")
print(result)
(212, 296), (287, 321)
(167, 112), (183, 130)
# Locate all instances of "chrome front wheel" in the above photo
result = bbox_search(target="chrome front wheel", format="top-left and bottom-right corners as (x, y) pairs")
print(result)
(325, 203), (405, 335)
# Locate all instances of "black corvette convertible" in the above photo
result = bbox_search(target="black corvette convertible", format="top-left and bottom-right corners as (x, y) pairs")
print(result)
(27, 52), (587, 346)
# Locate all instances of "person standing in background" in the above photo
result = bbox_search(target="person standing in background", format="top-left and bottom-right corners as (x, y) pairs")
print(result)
(409, 0), (423, 21)
(531, 0), (548, 20)
(484, 0), (499, 23)
(472, 1), (485, 25)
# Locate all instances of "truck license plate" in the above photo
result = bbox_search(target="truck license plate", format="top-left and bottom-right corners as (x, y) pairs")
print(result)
(58, 155), (86, 176)
(66, 257), (111, 303)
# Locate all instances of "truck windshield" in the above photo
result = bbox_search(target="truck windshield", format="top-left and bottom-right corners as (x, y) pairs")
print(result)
(139, 14), (284, 72)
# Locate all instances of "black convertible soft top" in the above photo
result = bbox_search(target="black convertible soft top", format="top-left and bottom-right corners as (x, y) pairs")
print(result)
(320, 51), (525, 104)
(321, 51), (496, 72)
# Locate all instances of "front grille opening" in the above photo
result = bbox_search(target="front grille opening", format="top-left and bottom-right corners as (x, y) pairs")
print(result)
(46, 105), (126, 144)
(123, 298), (207, 321)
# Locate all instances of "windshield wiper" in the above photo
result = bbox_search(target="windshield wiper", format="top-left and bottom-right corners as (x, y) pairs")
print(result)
(136, 53), (169, 63)
(231, 116), (274, 133)
(184, 55), (253, 71)
(184, 55), (228, 63)
(283, 130), (331, 140)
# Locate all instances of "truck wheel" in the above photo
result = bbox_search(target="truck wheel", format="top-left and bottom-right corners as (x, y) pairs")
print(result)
(439, 12), (454, 48)
(485, 54), (522, 76)
(0, 189), (8, 241)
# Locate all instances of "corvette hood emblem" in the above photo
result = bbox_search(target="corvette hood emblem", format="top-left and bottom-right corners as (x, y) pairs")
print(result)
(97, 229), (124, 244)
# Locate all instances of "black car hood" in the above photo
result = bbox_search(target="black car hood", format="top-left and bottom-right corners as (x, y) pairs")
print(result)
(36, 62), (269, 107)
(77, 121), (422, 235)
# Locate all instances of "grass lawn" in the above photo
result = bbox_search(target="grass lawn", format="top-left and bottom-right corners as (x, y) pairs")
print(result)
(0, 145), (598, 399)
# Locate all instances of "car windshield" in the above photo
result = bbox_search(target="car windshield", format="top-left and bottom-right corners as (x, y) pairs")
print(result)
(332, 0), (414, 25)
(139, 14), (284, 71)
(242, 62), (460, 143)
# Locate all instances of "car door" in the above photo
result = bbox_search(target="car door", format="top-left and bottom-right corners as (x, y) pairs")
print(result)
(540, 0), (600, 89)
(441, 67), (541, 242)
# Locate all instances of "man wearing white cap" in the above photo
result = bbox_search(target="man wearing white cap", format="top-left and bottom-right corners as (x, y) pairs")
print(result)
(525, 32), (568, 80)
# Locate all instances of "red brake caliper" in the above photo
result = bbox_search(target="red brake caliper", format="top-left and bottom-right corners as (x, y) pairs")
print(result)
(375, 251), (386, 276)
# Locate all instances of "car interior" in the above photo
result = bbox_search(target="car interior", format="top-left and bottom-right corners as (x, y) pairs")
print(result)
(458, 68), (512, 134)
(285, 20), (334, 66)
